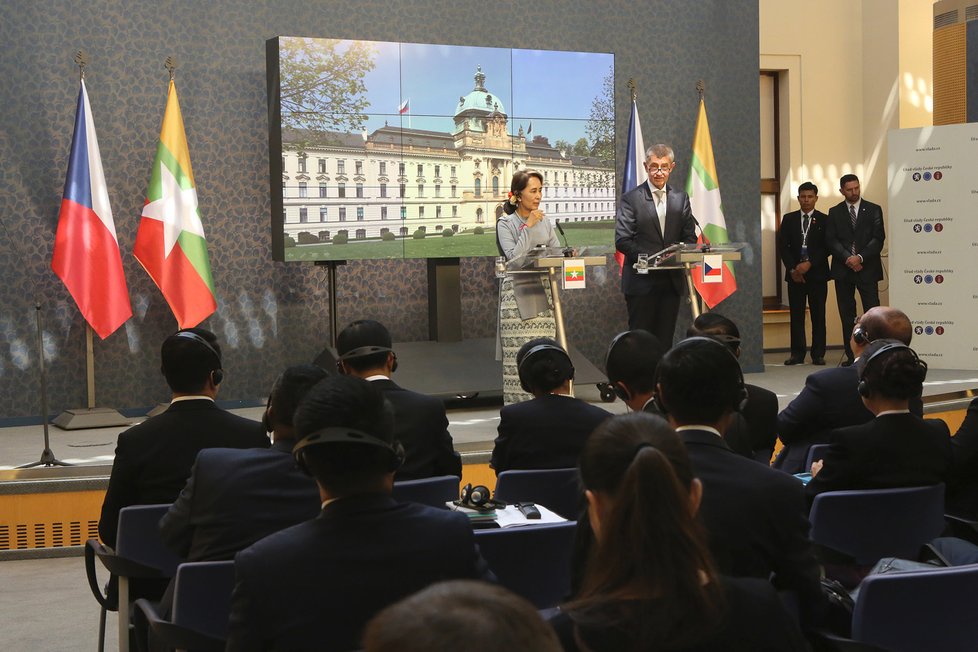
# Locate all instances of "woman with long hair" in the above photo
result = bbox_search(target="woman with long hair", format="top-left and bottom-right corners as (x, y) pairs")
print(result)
(551, 412), (806, 651)
(495, 169), (561, 404)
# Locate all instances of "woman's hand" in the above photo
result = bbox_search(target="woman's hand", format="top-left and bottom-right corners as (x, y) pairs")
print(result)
(526, 209), (545, 228)
(810, 459), (824, 477)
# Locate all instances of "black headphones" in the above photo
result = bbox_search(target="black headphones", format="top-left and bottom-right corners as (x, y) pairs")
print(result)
(458, 483), (505, 511)
(336, 345), (398, 374)
(517, 343), (574, 393)
(604, 331), (635, 402)
(292, 426), (405, 475)
(652, 336), (749, 414)
(856, 341), (926, 398)
(852, 322), (871, 346)
(171, 330), (224, 385)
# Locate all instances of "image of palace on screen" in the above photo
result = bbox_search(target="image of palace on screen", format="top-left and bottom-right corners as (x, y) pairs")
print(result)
(279, 67), (615, 254)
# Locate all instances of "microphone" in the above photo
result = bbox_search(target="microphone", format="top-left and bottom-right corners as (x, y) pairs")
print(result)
(554, 220), (574, 256)
(690, 215), (711, 251)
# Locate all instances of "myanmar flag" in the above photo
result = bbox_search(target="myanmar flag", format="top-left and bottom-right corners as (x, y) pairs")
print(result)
(134, 80), (216, 328)
(686, 98), (736, 308)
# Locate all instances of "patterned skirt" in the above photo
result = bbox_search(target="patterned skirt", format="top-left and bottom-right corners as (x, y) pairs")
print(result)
(498, 275), (556, 405)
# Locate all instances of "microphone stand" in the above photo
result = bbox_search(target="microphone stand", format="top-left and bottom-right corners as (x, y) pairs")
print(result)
(17, 303), (72, 468)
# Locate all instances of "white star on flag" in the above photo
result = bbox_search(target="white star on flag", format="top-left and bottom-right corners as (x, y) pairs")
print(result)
(140, 161), (204, 257)
(569, 271), (579, 279)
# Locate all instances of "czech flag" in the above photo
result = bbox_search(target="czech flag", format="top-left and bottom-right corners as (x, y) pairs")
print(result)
(51, 79), (132, 339)
(398, 98), (410, 115)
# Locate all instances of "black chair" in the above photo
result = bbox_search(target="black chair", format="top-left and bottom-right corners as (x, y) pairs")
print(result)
(85, 504), (182, 652)
(392, 475), (459, 508)
(474, 521), (576, 608)
(809, 484), (946, 566)
(135, 560), (236, 652)
(494, 468), (581, 519)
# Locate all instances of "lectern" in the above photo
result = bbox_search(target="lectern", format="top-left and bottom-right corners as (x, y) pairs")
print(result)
(634, 242), (745, 317)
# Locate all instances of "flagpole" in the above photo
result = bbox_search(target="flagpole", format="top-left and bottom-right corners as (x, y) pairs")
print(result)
(51, 51), (130, 430)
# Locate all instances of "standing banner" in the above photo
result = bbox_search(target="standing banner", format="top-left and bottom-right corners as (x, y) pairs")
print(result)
(888, 123), (978, 369)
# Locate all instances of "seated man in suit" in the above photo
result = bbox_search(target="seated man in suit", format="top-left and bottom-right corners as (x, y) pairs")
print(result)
(159, 364), (327, 562)
(686, 312), (778, 463)
(775, 306), (919, 474)
(807, 340), (950, 498)
(226, 375), (493, 652)
(655, 337), (825, 630)
(603, 329), (667, 413)
(336, 319), (461, 480)
(948, 399), (978, 519)
(491, 338), (610, 474)
(99, 328), (269, 548)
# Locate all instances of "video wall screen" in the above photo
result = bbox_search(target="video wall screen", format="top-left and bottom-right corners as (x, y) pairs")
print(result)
(267, 36), (615, 262)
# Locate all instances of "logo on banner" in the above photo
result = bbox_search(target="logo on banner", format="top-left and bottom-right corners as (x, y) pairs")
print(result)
(915, 326), (924, 335)
(701, 254), (723, 284)
(924, 224), (933, 232)
(936, 274), (945, 283)
(925, 275), (934, 284)
(934, 171), (943, 180)
(923, 172), (933, 181)
(913, 172), (922, 181)
(914, 275), (923, 284)
(935, 223), (944, 232)
(936, 326), (945, 335)
(562, 258), (586, 290)
(913, 224), (922, 233)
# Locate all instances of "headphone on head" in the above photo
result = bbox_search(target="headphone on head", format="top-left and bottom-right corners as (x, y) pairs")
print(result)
(604, 331), (636, 402)
(856, 341), (926, 398)
(852, 321), (872, 346)
(336, 345), (398, 374)
(292, 425), (405, 475)
(652, 336), (749, 414)
(517, 343), (574, 393)
(171, 330), (224, 385)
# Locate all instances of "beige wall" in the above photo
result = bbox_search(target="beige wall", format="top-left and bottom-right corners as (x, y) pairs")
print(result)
(759, 0), (934, 351)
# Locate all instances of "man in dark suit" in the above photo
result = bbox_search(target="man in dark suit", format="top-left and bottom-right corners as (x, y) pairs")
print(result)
(226, 375), (493, 652)
(779, 181), (830, 366)
(491, 338), (610, 473)
(336, 319), (461, 480)
(656, 337), (825, 630)
(825, 173), (886, 365)
(686, 313), (779, 463)
(947, 399), (978, 518)
(159, 364), (326, 562)
(807, 339), (950, 499)
(775, 306), (918, 474)
(98, 328), (268, 548)
(615, 143), (698, 347)
(603, 329), (666, 413)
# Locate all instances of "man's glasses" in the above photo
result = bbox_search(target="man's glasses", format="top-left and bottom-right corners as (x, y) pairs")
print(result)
(647, 164), (673, 173)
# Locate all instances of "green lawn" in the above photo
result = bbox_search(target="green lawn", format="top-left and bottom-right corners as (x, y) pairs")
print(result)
(284, 221), (615, 262)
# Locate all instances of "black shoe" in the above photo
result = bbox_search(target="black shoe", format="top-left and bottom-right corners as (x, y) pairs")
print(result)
(812, 357), (826, 366)
(840, 358), (854, 368)
(784, 357), (804, 366)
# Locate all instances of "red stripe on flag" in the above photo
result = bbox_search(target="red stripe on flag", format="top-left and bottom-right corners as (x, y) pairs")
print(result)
(52, 198), (132, 338)
(133, 218), (217, 328)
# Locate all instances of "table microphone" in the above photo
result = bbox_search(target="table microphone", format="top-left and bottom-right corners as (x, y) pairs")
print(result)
(555, 221), (574, 257)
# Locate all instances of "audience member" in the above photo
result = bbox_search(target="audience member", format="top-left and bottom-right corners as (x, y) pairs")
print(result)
(336, 319), (461, 480)
(775, 306), (920, 473)
(225, 375), (492, 652)
(655, 337), (825, 630)
(363, 580), (562, 652)
(948, 399), (978, 518)
(551, 412), (807, 651)
(603, 329), (666, 413)
(491, 338), (610, 474)
(159, 364), (326, 561)
(687, 312), (778, 462)
(98, 328), (268, 547)
(807, 340), (950, 498)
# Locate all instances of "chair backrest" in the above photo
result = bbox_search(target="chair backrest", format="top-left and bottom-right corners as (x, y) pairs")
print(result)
(392, 475), (459, 508)
(494, 468), (581, 520)
(853, 563), (978, 652)
(809, 484), (946, 565)
(115, 504), (182, 576)
(804, 444), (832, 473)
(474, 521), (576, 609)
(171, 561), (237, 642)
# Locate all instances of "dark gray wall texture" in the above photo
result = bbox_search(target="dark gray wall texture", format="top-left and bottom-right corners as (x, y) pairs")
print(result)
(0, 0), (760, 418)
